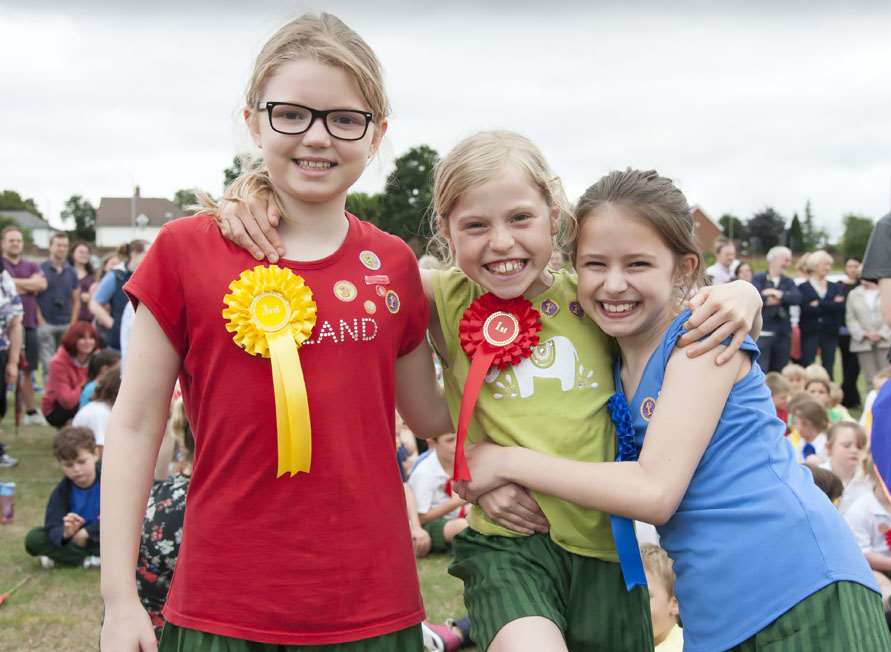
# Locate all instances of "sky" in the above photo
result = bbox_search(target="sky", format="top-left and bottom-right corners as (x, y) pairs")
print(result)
(2, 1), (890, 238)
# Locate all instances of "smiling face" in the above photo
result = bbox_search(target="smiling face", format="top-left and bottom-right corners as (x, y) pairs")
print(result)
(575, 204), (696, 343)
(444, 164), (557, 299)
(827, 426), (863, 478)
(72, 243), (90, 266)
(245, 59), (385, 214)
(76, 332), (96, 358)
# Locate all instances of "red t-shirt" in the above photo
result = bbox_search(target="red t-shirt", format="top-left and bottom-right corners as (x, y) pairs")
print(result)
(125, 214), (428, 644)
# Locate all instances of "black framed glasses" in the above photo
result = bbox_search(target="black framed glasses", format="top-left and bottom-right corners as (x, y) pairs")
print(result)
(257, 102), (374, 141)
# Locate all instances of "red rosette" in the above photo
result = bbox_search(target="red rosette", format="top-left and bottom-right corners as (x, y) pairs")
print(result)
(453, 293), (541, 481)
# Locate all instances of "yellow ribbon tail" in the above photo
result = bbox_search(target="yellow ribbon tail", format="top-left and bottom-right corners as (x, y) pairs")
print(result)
(268, 329), (312, 477)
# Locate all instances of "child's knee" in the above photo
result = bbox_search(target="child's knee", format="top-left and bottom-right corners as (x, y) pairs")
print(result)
(70, 528), (89, 547)
(24, 527), (48, 556)
(444, 518), (469, 543)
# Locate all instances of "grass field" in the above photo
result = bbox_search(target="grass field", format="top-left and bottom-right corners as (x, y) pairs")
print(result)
(0, 420), (469, 651)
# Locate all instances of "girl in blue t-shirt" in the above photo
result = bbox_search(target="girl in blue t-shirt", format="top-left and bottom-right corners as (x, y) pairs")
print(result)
(457, 168), (890, 651)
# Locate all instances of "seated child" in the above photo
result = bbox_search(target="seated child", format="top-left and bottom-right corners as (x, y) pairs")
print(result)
(805, 362), (832, 384)
(24, 426), (100, 569)
(406, 432), (468, 556)
(820, 422), (873, 514)
(640, 544), (683, 652)
(782, 362), (807, 394)
(844, 465), (891, 608)
(79, 348), (121, 408)
(791, 397), (830, 464)
(135, 398), (193, 639)
(861, 367), (891, 437)
(808, 465), (844, 505)
(764, 371), (791, 435)
(72, 366), (121, 456)
(403, 483), (432, 558)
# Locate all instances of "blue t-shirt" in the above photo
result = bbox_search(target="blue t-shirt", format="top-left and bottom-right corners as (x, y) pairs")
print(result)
(616, 310), (877, 652)
(69, 477), (100, 527)
(36, 261), (78, 325)
(79, 380), (97, 408)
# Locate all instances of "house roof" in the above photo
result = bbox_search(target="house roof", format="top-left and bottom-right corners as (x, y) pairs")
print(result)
(0, 210), (52, 230)
(96, 197), (182, 227)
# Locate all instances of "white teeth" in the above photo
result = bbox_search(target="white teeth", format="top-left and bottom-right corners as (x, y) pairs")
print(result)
(487, 260), (524, 275)
(603, 302), (635, 313)
(297, 160), (333, 169)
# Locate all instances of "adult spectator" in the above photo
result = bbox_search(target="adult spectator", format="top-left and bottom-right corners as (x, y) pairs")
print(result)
(1, 225), (47, 425)
(42, 322), (97, 427)
(752, 246), (801, 373)
(68, 241), (96, 323)
(838, 257), (862, 408)
(799, 250), (846, 375)
(0, 268), (23, 467)
(89, 240), (148, 351)
(861, 212), (891, 331)
(705, 237), (737, 284)
(36, 232), (80, 378)
(846, 279), (890, 390)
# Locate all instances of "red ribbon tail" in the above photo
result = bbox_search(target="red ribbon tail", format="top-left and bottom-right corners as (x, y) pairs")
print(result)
(453, 350), (496, 482)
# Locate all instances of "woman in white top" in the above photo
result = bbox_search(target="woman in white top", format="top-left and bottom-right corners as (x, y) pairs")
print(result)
(846, 279), (891, 389)
(820, 422), (872, 514)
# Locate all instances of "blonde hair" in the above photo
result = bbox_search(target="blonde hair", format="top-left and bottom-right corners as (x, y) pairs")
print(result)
(640, 544), (676, 598)
(829, 382), (845, 407)
(807, 250), (834, 273)
(827, 421), (867, 450)
(795, 254), (811, 277)
(427, 130), (573, 263)
(571, 168), (705, 293)
(764, 371), (791, 397)
(782, 363), (807, 382)
(199, 13), (388, 215)
(805, 364), (831, 384)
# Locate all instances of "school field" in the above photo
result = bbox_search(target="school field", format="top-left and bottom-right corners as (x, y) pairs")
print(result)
(0, 419), (469, 651)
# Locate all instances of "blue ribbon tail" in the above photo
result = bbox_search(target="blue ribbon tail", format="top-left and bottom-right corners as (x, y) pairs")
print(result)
(610, 514), (647, 592)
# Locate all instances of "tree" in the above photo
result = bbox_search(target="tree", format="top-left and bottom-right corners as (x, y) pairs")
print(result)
(802, 199), (818, 250)
(0, 190), (42, 217)
(61, 195), (96, 242)
(0, 216), (32, 244)
(839, 214), (874, 260)
(223, 154), (261, 189)
(786, 212), (805, 253)
(377, 145), (439, 252)
(746, 207), (786, 254)
(173, 188), (201, 211)
(719, 213), (747, 242)
(345, 192), (381, 225)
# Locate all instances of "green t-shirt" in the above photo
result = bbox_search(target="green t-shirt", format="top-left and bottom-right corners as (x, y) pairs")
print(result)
(432, 267), (618, 560)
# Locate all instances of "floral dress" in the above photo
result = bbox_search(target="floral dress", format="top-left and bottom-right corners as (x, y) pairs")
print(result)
(135, 473), (190, 638)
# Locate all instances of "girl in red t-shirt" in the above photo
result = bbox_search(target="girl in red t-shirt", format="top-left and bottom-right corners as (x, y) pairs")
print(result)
(100, 13), (453, 651)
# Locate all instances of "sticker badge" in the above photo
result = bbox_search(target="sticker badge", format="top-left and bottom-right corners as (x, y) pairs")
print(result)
(359, 250), (381, 271)
(385, 290), (400, 314)
(569, 301), (584, 318)
(640, 397), (657, 421)
(540, 299), (559, 318)
(376, 285), (388, 297)
(364, 274), (390, 285)
(482, 312), (520, 347)
(364, 300), (377, 315)
(333, 280), (357, 302)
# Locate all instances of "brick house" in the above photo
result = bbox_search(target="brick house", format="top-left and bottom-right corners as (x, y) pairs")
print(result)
(95, 187), (182, 247)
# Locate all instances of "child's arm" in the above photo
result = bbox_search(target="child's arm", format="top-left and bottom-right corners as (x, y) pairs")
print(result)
(865, 552), (891, 572)
(458, 345), (745, 525)
(395, 340), (453, 439)
(417, 495), (466, 525)
(677, 280), (763, 363)
(100, 305), (181, 652)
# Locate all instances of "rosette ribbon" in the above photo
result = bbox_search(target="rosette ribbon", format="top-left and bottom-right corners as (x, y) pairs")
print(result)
(454, 293), (541, 481)
(607, 392), (647, 592)
(222, 265), (317, 477)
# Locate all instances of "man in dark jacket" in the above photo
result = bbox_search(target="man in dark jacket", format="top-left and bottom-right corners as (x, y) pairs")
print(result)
(24, 426), (101, 568)
(752, 246), (801, 372)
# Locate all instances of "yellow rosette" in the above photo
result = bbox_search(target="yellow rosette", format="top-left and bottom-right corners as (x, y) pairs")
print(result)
(222, 265), (317, 477)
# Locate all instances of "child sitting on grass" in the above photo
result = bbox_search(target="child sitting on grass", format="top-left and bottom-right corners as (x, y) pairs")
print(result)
(791, 397), (830, 464)
(844, 464), (891, 608)
(782, 363), (807, 394)
(79, 348), (121, 408)
(764, 371), (791, 435)
(407, 432), (469, 556)
(640, 544), (683, 651)
(24, 426), (101, 569)
(72, 366), (121, 456)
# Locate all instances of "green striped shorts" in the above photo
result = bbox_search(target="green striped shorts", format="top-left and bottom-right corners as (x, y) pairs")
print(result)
(727, 580), (891, 651)
(158, 623), (422, 651)
(448, 529), (652, 651)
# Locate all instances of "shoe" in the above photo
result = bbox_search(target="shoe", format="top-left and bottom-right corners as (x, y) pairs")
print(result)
(0, 453), (17, 468)
(446, 618), (473, 648)
(422, 621), (461, 652)
(23, 412), (47, 426)
(39, 556), (55, 569)
(82, 555), (101, 569)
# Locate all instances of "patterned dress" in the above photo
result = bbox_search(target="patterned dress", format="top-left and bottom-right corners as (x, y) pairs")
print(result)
(136, 473), (190, 638)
